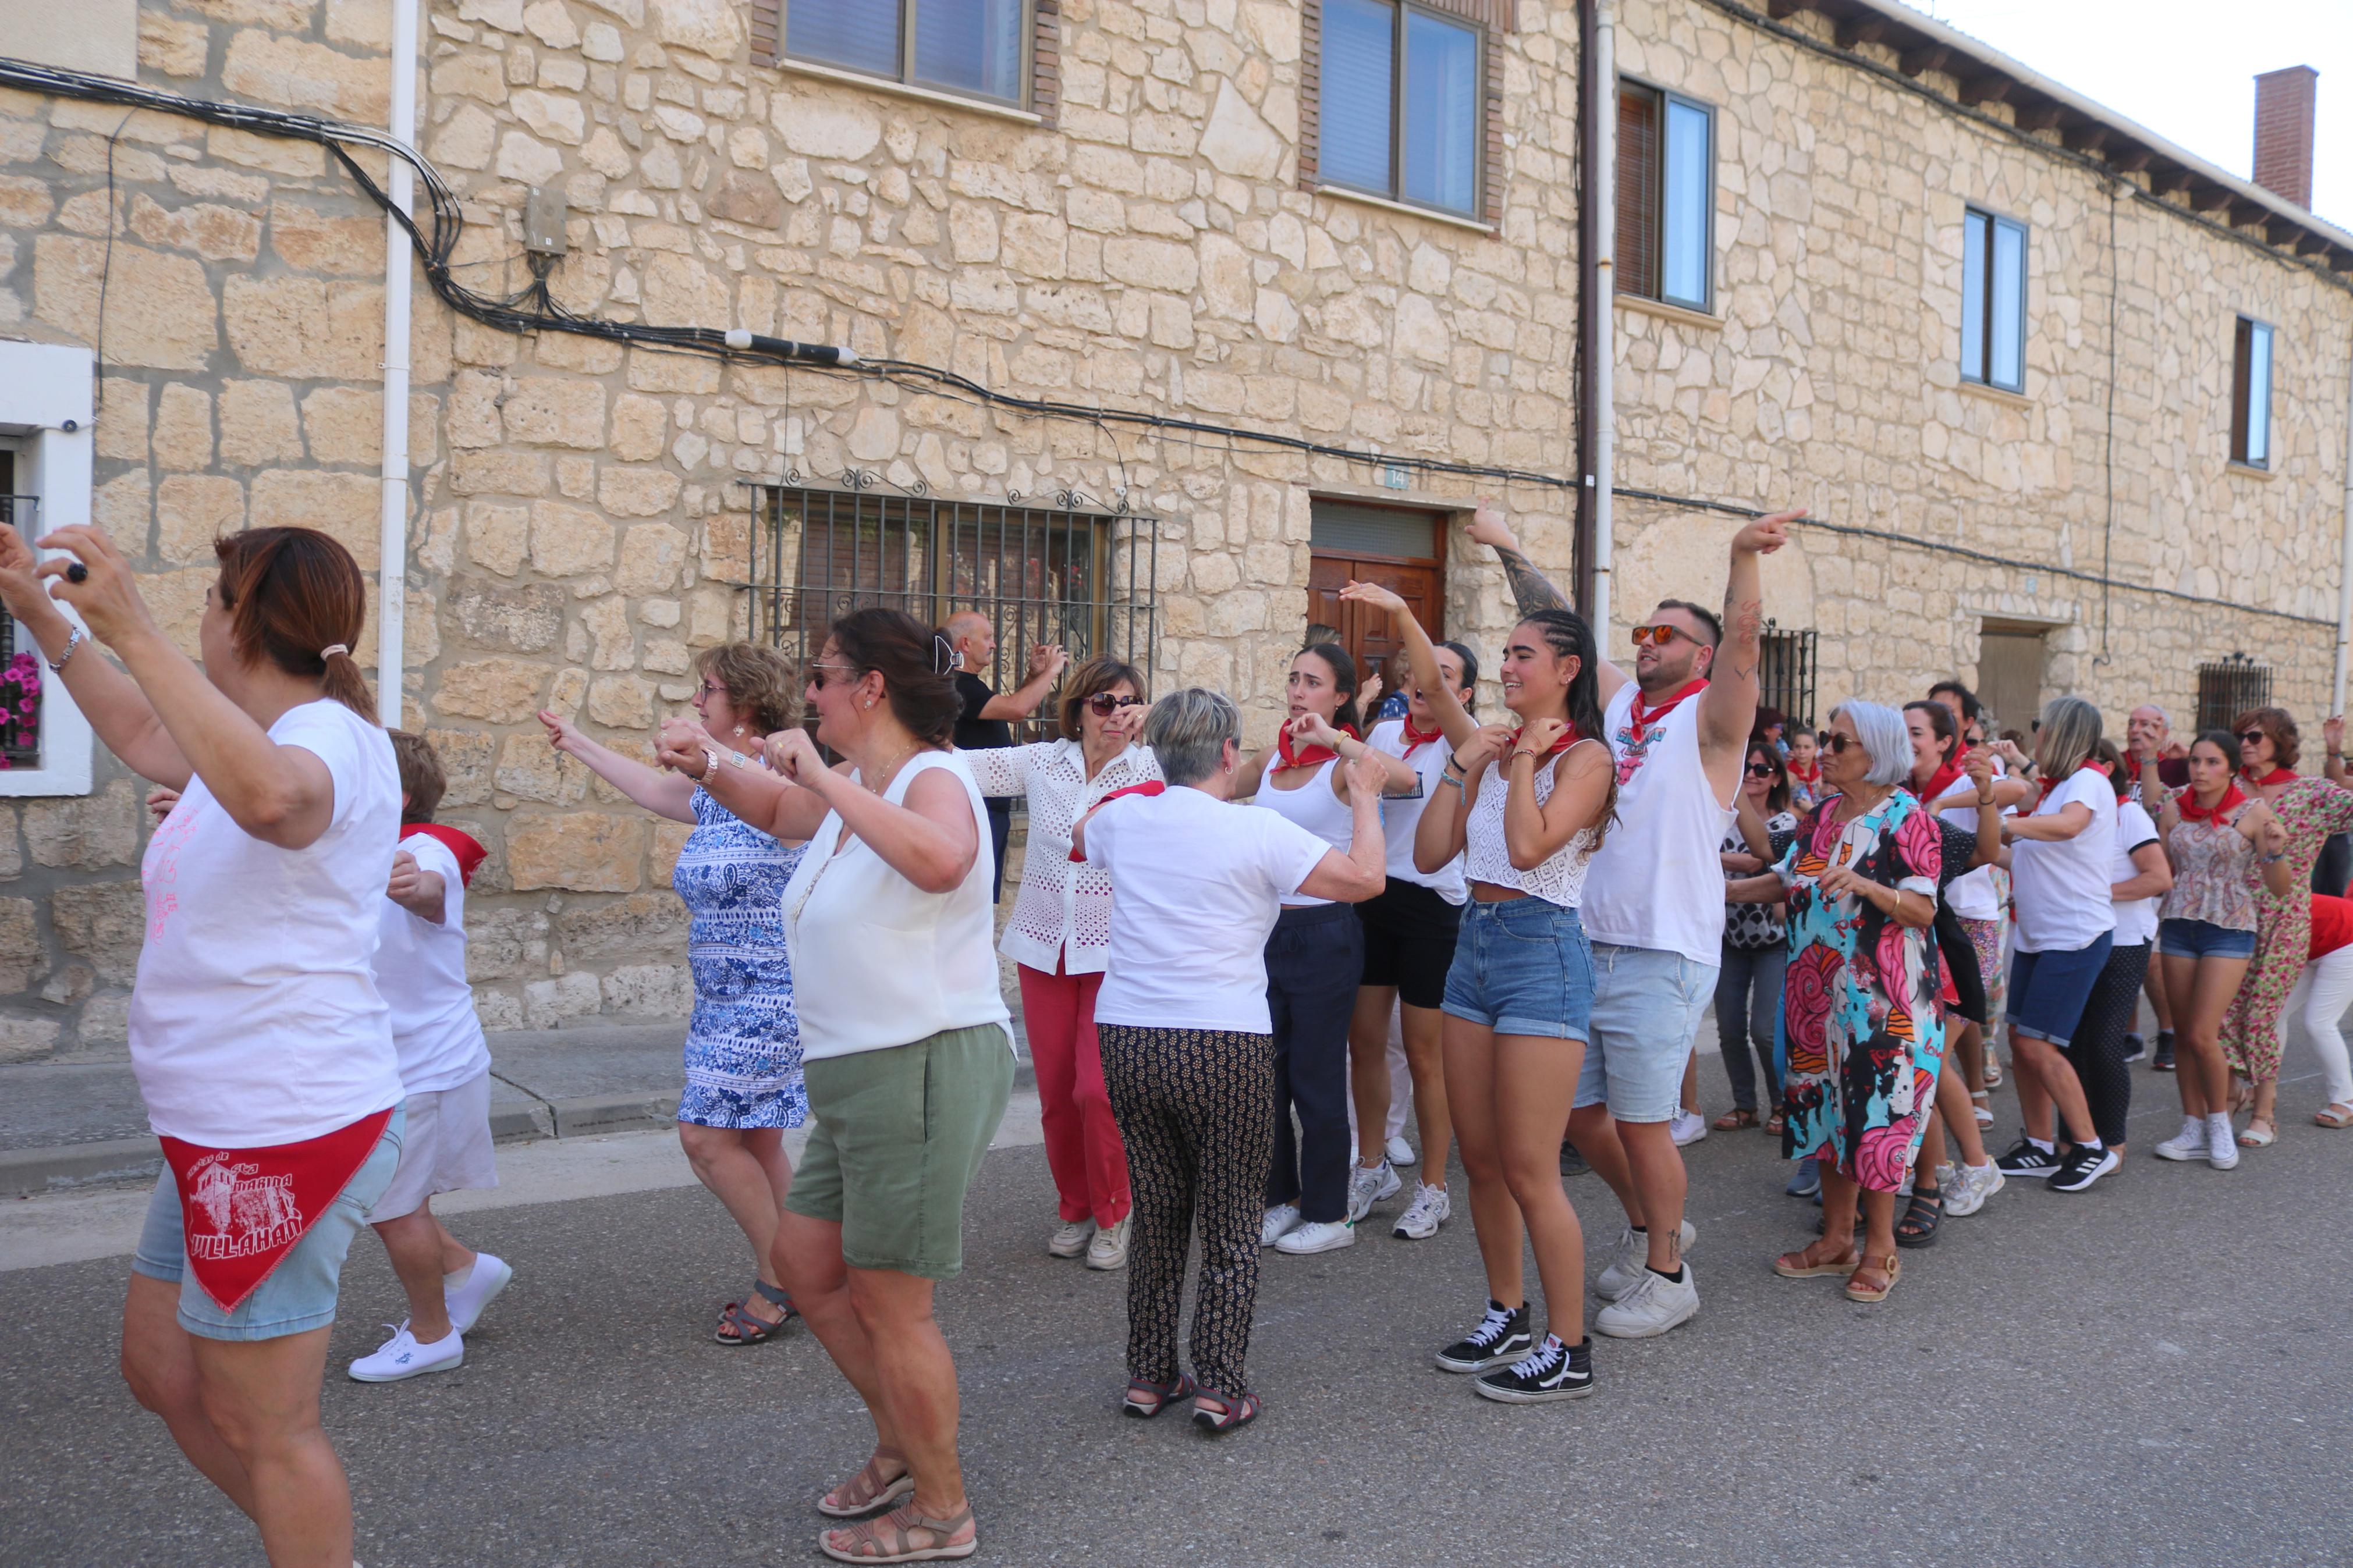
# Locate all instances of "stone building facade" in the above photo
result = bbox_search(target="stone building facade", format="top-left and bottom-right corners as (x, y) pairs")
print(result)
(0, 0), (2345, 1056)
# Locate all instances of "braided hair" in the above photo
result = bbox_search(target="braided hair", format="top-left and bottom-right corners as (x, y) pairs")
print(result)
(1514, 609), (1618, 849)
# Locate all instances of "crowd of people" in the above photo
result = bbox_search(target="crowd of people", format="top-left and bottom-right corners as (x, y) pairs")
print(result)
(7, 496), (2350, 1567)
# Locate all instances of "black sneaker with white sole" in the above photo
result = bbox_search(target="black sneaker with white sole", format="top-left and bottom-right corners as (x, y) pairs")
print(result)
(1474, 1335), (1594, 1403)
(1993, 1137), (2060, 1179)
(1435, 1300), (1532, 1373)
(2046, 1143), (2121, 1192)
(2120, 1032), (2146, 1064)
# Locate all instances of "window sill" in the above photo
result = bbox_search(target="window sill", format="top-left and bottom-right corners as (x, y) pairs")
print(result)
(1616, 293), (1720, 330)
(1314, 184), (1495, 235)
(2226, 460), (2276, 481)
(772, 57), (1044, 126)
(1955, 378), (2032, 411)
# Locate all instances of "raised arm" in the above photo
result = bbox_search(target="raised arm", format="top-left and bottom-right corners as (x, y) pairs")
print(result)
(1965, 748), (2003, 870)
(2327, 716), (2349, 789)
(545, 707), (697, 823)
(1697, 513), (1801, 783)
(1338, 579), (1477, 748)
(0, 524), (189, 785)
(977, 645), (1068, 721)
(957, 739), (1038, 798)
(654, 716), (803, 842)
(1464, 499), (1568, 618)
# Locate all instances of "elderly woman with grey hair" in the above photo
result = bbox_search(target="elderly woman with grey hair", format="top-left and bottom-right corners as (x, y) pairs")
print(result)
(1071, 687), (1389, 1431)
(1728, 700), (1960, 1304)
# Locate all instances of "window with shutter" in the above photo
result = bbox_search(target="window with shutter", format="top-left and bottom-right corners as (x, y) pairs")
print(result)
(772, 0), (1035, 111)
(1308, 0), (1488, 221)
(1615, 80), (1712, 311)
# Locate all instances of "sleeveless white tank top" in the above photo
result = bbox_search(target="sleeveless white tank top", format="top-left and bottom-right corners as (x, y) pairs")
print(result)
(1580, 684), (1734, 962)
(1252, 758), (1354, 908)
(1460, 741), (1602, 909)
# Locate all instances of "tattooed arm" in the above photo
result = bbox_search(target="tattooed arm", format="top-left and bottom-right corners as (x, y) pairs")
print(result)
(1464, 500), (1568, 617)
(1697, 511), (1802, 803)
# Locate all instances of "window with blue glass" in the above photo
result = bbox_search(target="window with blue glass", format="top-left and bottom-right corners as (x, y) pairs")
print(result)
(1616, 80), (1713, 311)
(1318, 0), (1484, 219)
(783, 0), (1027, 106)
(1960, 207), (2027, 393)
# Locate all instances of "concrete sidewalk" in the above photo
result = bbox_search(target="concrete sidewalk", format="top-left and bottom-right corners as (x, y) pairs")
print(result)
(0, 1014), (1038, 1198)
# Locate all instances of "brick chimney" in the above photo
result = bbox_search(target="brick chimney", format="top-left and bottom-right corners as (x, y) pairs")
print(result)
(2252, 65), (2317, 209)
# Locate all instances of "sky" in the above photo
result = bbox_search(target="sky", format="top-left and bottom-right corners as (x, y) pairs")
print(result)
(1913, 0), (2353, 231)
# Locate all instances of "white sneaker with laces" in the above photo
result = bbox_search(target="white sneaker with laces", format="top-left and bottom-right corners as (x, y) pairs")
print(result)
(1084, 1213), (1131, 1270)
(1595, 1220), (1698, 1301)
(1260, 1204), (1303, 1247)
(1048, 1219), (1094, 1258)
(1273, 1218), (1355, 1254)
(1668, 1110), (1708, 1147)
(1386, 1134), (1416, 1167)
(2206, 1116), (2240, 1171)
(1346, 1160), (1402, 1222)
(1942, 1161), (2004, 1217)
(1594, 1264), (1700, 1339)
(2153, 1117), (2209, 1162)
(1392, 1182), (1451, 1240)
(348, 1321), (463, 1383)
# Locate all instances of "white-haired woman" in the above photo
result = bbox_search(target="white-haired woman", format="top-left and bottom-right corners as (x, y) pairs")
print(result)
(1073, 688), (1388, 1432)
(1730, 701), (1967, 1305)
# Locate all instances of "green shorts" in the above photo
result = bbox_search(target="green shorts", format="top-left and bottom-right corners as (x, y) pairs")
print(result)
(785, 1023), (1014, 1280)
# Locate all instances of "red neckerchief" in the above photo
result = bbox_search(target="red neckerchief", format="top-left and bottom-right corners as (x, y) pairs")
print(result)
(1398, 716), (1445, 759)
(2242, 766), (2297, 789)
(1627, 678), (1708, 748)
(158, 1108), (395, 1311)
(2177, 781), (2246, 823)
(1068, 781), (1166, 861)
(1276, 722), (1358, 771)
(1788, 761), (1820, 787)
(1508, 721), (1580, 761)
(405, 824), (487, 888)
(2038, 763), (2103, 803)
(1915, 756), (1966, 808)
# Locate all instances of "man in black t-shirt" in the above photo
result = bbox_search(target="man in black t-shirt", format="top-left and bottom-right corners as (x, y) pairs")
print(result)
(944, 610), (1067, 901)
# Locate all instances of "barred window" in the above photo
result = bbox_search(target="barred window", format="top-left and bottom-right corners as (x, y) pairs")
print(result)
(2195, 654), (2271, 734)
(1758, 623), (1817, 731)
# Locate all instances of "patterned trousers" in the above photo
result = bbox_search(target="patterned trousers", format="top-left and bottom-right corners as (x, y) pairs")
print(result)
(1097, 1023), (1276, 1398)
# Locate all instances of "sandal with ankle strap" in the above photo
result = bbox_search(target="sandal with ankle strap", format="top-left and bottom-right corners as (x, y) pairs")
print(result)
(820, 1502), (976, 1564)
(1122, 1372), (1195, 1419)
(714, 1280), (795, 1345)
(1190, 1385), (1261, 1433)
(819, 1448), (915, 1519)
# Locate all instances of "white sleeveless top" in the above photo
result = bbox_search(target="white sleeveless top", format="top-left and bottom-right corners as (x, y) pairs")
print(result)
(1460, 742), (1602, 909)
(1367, 720), (1467, 905)
(1251, 758), (1355, 908)
(779, 750), (1012, 1061)
(1581, 684), (1735, 963)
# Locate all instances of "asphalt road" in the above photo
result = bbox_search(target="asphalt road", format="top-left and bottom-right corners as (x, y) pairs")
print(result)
(5, 1057), (2350, 1568)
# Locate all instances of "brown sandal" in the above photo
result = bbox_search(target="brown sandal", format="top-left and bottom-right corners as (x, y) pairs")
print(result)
(1844, 1254), (1901, 1303)
(818, 1449), (914, 1520)
(820, 1502), (976, 1563)
(1713, 1108), (1759, 1131)
(1773, 1242), (1861, 1279)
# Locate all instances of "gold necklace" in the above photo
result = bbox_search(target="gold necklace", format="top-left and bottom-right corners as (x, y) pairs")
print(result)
(861, 740), (924, 797)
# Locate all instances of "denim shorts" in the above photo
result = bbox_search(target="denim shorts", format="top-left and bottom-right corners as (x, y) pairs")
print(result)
(2008, 933), (2115, 1048)
(1577, 943), (1719, 1123)
(2158, 916), (2258, 962)
(131, 1108), (404, 1343)
(1440, 896), (1595, 1042)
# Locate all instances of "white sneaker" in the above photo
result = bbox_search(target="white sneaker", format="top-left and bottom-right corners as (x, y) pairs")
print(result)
(1386, 1134), (1417, 1167)
(1595, 1220), (1698, 1302)
(1084, 1213), (1131, 1270)
(2153, 1117), (2209, 1162)
(445, 1253), (513, 1335)
(1260, 1204), (1303, 1247)
(1943, 1161), (2004, 1217)
(1048, 1219), (1094, 1258)
(1593, 1263), (1700, 1339)
(1669, 1110), (1708, 1147)
(2207, 1118), (2240, 1171)
(1273, 1218), (1355, 1255)
(348, 1321), (463, 1383)
(1392, 1182), (1451, 1240)
(1346, 1160), (1402, 1222)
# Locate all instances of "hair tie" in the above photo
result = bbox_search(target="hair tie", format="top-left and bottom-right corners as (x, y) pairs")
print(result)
(320, 643), (349, 660)
(932, 634), (954, 676)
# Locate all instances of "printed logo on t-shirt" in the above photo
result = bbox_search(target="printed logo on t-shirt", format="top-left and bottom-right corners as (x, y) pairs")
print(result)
(143, 796), (203, 940)
(1610, 717), (1666, 787)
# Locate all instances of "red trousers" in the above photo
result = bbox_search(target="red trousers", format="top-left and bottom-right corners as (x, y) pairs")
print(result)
(1019, 961), (1132, 1226)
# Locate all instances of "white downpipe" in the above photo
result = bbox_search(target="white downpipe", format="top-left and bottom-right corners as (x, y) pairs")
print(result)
(2336, 330), (2353, 715)
(1589, 0), (1617, 645)
(375, 0), (419, 727)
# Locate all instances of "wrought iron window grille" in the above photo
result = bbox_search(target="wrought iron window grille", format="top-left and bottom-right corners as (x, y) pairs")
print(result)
(1758, 621), (1819, 733)
(2195, 652), (2272, 734)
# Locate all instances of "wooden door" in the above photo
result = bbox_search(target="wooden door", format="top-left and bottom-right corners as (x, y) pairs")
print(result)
(1976, 627), (2047, 738)
(1305, 499), (1447, 693)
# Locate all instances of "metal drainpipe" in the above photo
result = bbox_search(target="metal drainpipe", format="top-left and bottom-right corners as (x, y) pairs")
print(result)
(375, 0), (419, 727)
(2336, 329), (2353, 714)
(1589, 0), (1617, 645)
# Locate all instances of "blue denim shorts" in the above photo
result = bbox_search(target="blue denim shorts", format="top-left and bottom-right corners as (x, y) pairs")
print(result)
(1440, 896), (1595, 1042)
(1578, 943), (1719, 1122)
(2157, 916), (2258, 962)
(2008, 934), (2114, 1048)
(130, 1109), (403, 1343)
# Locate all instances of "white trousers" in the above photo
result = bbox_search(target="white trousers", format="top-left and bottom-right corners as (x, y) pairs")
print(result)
(2283, 947), (2353, 1107)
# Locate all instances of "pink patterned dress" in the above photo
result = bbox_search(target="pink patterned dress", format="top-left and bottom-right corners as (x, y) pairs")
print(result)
(2221, 776), (2353, 1082)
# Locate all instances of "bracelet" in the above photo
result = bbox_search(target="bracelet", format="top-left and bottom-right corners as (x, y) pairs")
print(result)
(1443, 755), (1467, 777)
(1438, 773), (1465, 791)
(698, 745), (720, 781)
(1975, 792), (1996, 806)
(45, 625), (83, 673)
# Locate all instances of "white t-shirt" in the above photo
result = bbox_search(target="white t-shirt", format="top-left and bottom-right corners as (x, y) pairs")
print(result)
(2010, 767), (2120, 954)
(1085, 785), (1332, 1035)
(130, 700), (406, 1147)
(374, 830), (491, 1095)
(1366, 719), (1467, 905)
(2110, 799), (2162, 948)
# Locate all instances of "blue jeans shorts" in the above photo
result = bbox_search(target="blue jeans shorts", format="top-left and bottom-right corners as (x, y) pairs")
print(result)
(131, 1108), (403, 1342)
(2157, 917), (2258, 962)
(1577, 943), (1718, 1123)
(1440, 896), (1595, 1041)
(2007, 934), (2115, 1048)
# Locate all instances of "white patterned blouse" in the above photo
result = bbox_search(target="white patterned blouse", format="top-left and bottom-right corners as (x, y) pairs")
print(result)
(959, 738), (1163, 975)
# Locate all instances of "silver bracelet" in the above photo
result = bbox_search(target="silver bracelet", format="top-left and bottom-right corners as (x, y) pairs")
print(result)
(45, 625), (84, 673)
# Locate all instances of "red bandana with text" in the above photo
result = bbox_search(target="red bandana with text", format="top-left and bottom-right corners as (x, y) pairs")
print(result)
(158, 1107), (395, 1312)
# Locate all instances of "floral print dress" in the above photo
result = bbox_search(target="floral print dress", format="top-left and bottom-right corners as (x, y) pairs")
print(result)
(1777, 791), (1947, 1192)
(2221, 776), (2353, 1082)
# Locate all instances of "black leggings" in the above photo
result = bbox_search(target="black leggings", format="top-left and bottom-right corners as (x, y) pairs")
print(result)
(2063, 941), (2149, 1147)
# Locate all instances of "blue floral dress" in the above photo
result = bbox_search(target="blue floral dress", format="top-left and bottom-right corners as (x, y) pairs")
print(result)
(673, 787), (805, 1129)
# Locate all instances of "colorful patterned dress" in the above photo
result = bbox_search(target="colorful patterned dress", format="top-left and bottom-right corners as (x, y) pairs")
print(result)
(673, 787), (807, 1129)
(2221, 776), (2353, 1083)
(1777, 790), (1947, 1192)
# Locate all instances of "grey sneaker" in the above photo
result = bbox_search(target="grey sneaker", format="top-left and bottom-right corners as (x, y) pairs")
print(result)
(1346, 1160), (1402, 1223)
(1593, 1263), (1699, 1339)
(1392, 1181), (1450, 1240)
(1085, 1213), (1131, 1270)
(1595, 1220), (1698, 1302)
(1942, 1161), (2005, 1217)
(1259, 1204), (1302, 1247)
(1048, 1219), (1093, 1258)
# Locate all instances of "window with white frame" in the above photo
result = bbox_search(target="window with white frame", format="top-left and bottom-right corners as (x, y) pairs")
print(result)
(1961, 206), (2027, 393)
(1617, 79), (1715, 311)
(1317, 0), (1485, 219)
(2231, 315), (2274, 470)
(781, 0), (1028, 106)
(0, 342), (96, 798)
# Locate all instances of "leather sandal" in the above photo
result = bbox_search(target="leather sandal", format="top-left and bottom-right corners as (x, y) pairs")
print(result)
(1713, 1108), (1759, 1131)
(714, 1280), (795, 1345)
(1773, 1243), (1860, 1279)
(819, 1502), (977, 1563)
(1844, 1254), (1901, 1303)
(819, 1448), (914, 1520)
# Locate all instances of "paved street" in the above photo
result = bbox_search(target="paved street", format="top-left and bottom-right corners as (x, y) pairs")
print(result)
(5, 1048), (2350, 1568)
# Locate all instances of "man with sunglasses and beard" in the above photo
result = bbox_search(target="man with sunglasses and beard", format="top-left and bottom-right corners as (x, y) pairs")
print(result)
(1465, 501), (1801, 1339)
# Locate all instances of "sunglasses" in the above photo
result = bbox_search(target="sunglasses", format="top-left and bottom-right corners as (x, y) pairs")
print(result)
(1826, 733), (1859, 754)
(1745, 761), (1777, 777)
(2238, 731), (2265, 745)
(808, 661), (862, 687)
(1628, 624), (1697, 649)
(1087, 692), (1147, 716)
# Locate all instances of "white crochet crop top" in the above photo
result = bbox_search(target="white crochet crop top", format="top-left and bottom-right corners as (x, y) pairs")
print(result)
(1458, 741), (1603, 909)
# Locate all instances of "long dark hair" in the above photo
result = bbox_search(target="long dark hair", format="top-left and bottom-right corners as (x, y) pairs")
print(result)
(1299, 643), (1363, 734)
(1903, 699), (1959, 780)
(828, 606), (961, 745)
(1517, 609), (1617, 848)
(214, 527), (375, 723)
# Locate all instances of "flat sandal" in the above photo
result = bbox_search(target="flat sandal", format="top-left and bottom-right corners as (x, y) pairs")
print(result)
(818, 1449), (914, 1520)
(820, 1502), (975, 1564)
